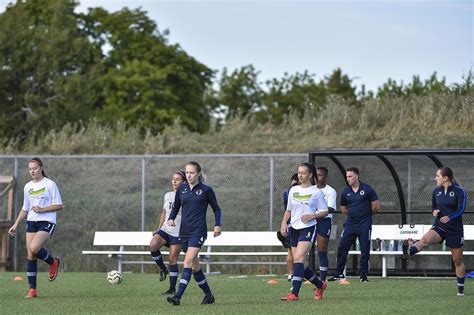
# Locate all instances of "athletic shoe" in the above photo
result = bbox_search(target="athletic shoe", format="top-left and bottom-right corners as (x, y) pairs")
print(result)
(159, 268), (168, 281)
(315, 281), (327, 300)
(167, 295), (180, 305)
(359, 274), (369, 282)
(162, 288), (176, 295)
(402, 238), (413, 259)
(201, 294), (215, 304)
(281, 293), (299, 301)
(48, 258), (60, 281)
(328, 273), (345, 282)
(287, 274), (293, 281)
(457, 292), (464, 297)
(25, 288), (37, 298)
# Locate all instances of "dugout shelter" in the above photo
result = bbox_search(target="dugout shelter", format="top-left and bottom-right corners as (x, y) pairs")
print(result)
(308, 149), (474, 276)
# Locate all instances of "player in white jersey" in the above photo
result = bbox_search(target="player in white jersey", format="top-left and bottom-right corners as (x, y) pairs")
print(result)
(315, 167), (337, 289)
(150, 171), (186, 295)
(8, 158), (63, 298)
(280, 163), (329, 302)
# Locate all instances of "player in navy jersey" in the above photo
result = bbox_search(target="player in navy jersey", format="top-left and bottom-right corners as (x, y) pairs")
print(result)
(315, 167), (337, 287)
(278, 173), (299, 281)
(149, 171), (186, 294)
(280, 163), (328, 301)
(329, 167), (381, 282)
(166, 161), (222, 306)
(402, 167), (467, 296)
(8, 158), (63, 298)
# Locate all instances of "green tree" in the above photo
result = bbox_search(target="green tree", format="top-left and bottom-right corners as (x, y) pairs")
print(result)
(262, 71), (326, 123)
(216, 65), (263, 119)
(0, 0), (101, 141)
(83, 7), (214, 132)
(325, 68), (357, 102)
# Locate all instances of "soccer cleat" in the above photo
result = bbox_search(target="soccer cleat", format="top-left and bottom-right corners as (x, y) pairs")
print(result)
(159, 268), (168, 281)
(48, 258), (60, 281)
(457, 292), (464, 297)
(162, 288), (176, 295)
(328, 273), (345, 282)
(25, 288), (37, 298)
(359, 274), (369, 282)
(201, 294), (215, 305)
(315, 281), (327, 300)
(167, 295), (180, 305)
(281, 293), (299, 301)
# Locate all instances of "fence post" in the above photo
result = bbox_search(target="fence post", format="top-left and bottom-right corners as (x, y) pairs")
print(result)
(141, 157), (145, 273)
(13, 157), (19, 271)
(269, 157), (274, 231)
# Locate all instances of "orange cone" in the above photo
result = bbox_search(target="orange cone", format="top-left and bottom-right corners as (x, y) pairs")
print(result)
(339, 279), (350, 285)
(267, 279), (279, 284)
(304, 280), (312, 284)
(14, 276), (24, 281)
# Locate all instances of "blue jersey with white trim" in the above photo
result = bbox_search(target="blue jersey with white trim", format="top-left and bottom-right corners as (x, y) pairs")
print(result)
(340, 182), (378, 225)
(169, 181), (222, 238)
(432, 184), (466, 233)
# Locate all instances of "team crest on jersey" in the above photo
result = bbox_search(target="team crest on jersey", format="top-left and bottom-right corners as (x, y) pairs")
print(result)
(360, 190), (365, 196)
(449, 191), (455, 197)
(28, 187), (45, 198)
(196, 189), (203, 195)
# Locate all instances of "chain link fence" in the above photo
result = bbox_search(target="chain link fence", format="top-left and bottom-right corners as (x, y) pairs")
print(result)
(0, 154), (472, 275)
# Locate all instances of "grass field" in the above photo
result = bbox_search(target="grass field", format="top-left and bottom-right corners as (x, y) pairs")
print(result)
(1, 272), (472, 314)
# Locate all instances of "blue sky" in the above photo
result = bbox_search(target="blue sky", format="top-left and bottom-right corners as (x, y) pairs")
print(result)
(1, 0), (473, 91)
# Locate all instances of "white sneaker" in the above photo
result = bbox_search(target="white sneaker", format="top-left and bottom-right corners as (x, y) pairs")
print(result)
(457, 292), (464, 297)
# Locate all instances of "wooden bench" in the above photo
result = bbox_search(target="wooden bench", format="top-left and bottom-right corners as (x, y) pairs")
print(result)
(347, 225), (474, 277)
(82, 231), (288, 274)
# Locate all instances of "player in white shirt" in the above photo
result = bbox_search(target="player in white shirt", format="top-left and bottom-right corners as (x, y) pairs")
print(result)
(8, 158), (63, 298)
(315, 167), (337, 285)
(149, 171), (186, 295)
(280, 163), (329, 302)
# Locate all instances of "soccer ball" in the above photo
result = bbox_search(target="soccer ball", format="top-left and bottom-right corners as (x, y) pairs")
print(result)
(107, 270), (122, 284)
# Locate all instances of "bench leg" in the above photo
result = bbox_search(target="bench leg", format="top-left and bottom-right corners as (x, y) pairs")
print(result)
(206, 256), (210, 275)
(118, 246), (123, 274)
(382, 256), (387, 278)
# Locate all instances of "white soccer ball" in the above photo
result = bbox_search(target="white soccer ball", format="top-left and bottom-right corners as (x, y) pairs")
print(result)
(107, 270), (122, 284)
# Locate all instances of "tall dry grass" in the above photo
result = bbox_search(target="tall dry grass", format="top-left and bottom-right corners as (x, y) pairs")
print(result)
(2, 92), (473, 154)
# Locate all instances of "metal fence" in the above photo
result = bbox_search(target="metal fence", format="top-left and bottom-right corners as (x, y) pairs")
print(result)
(0, 154), (472, 275)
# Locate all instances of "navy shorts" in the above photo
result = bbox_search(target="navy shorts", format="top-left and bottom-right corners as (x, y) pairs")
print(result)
(26, 221), (56, 236)
(155, 229), (182, 246)
(289, 225), (317, 247)
(181, 235), (207, 252)
(316, 217), (332, 238)
(431, 225), (464, 249)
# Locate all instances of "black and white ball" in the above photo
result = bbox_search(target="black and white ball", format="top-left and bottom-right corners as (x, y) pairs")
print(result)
(107, 270), (122, 284)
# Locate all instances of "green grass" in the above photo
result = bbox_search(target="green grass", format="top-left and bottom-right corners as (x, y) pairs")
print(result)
(0, 273), (472, 314)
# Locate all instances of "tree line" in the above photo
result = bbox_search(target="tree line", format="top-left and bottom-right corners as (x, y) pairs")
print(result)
(0, 0), (472, 147)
